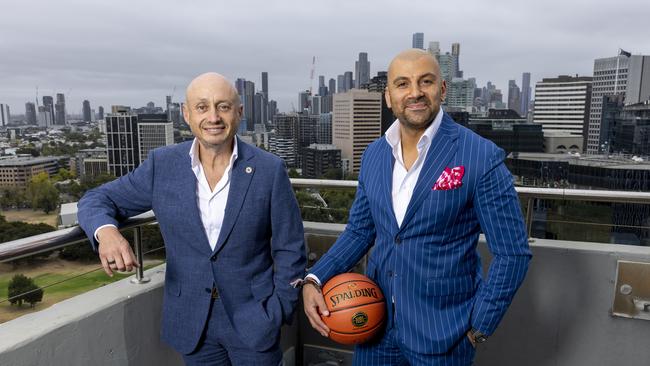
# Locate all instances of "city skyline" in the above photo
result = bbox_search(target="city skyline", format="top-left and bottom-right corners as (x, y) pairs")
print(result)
(1, 0), (649, 115)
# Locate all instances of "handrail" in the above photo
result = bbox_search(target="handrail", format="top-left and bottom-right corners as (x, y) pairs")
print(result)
(2, 180), (650, 270)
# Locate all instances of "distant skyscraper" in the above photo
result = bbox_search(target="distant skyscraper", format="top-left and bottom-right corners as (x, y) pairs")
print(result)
(337, 75), (345, 93)
(310, 95), (322, 115)
(25, 102), (37, 124)
(55, 93), (66, 125)
(318, 75), (328, 96)
(412, 32), (424, 49)
(534, 75), (592, 137)
(332, 89), (382, 173)
(0, 104), (10, 126)
(451, 43), (461, 78)
(427, 42), (440, 57)
(37, 106), (53, 127)
(42, 96), (54, 124)
(507, 80), (521, 115)
(268, 100), (277, 122)
(447, 78), (477, 111)
(236, 78), (255, 132)
(261, 72), (269, 98)
(254, 92), (264, 126)
(98, 106), (104, 120)
(520, 72), (531, 118)
(136, 114), (174, 164)
(329, 78), (336, 95)
(363, 71), (394, 135)
(317, 113), (332, 144)
(82, 100), (92, 122)
(298, 91), (310, 112)
(355, 52), (370, 88)
(343, 71), (353, 92)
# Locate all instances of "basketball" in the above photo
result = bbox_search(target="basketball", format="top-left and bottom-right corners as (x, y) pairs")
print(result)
(321, 272), (386, 345)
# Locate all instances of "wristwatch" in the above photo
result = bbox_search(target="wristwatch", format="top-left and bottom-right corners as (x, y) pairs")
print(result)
(471, 328), (488, 344)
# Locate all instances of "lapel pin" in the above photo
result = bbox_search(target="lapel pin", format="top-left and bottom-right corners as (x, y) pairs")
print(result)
(245, 167), (253, 174)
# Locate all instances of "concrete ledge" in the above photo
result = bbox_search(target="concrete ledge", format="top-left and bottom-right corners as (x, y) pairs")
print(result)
(0, 264), (183, 366)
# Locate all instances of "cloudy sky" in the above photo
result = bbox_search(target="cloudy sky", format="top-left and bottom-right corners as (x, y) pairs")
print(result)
(1, 0), (648, 116)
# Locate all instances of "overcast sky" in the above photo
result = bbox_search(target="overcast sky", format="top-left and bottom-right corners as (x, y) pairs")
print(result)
(1, 0), (649, 116)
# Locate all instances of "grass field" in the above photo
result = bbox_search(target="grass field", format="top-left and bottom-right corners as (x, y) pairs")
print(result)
(0, 209), (59, 227)
(0, 258), (163, 324)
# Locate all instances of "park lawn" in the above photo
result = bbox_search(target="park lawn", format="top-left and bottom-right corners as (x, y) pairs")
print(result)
(0, 209), (59, 227)
(0, 261), (162, 323)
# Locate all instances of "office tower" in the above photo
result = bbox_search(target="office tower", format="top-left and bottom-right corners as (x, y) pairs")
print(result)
(136, 114), (174, 164)
(55, 93), (66, 125)
(318, 75), (328, 96)
(271, 113), (319, 167)
(261, 71), (269, 122)
(25, 102), (37, 124)
(321, 94), (333, 114)
(301, 144), (341, 178)
(261, 72), (269, 98)
(254, 92), (265, 126)
(355, 52), (370, 88)
(447, 78), (477, 112)
(337, 75), (345, 93)
(332, 89), (382, 173)
(106, 110), (173, 176)
(316, 113), (332, 144)
(310, 95), (322, 115)
(451, 43), (461, 78)
(268, 100), (277, 122)
(533, 75), (592, 137)
(438, 53), (456, 85)
(42, 96), (55, 123)
(298, 90), (311, 112)
(38, 106), (53, 127)
(412, 32), (424, 49)
(329, 78), (336, 95)
(98, 106), (104, 120)
(587, 53), (650, 153)
(235, 78), (255, 132)
(427, 41), (440, 57)
(520, 72), (531, 118)
(507, 80), (521, 115)
(364, 71), (394, 135)
(0, 104), (10, 126)
(82, 100), (92, 122)
(343, 71), (353, 92)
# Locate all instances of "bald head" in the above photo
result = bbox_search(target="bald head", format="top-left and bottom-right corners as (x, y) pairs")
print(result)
(387, 49), (441, 82)
(185, 72), (240, 106)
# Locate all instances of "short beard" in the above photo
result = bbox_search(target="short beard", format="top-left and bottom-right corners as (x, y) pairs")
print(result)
(395, 107), (437, 131)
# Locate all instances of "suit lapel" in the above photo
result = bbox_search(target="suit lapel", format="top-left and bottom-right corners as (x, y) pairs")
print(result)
(381, 140), (399, 230)
(212, 137), (255, 255)
(175, 143), (213, 256)
(398, 114), (459, 230)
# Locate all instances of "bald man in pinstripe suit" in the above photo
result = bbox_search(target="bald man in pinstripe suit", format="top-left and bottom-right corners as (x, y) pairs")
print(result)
(302, 49), (532, 365)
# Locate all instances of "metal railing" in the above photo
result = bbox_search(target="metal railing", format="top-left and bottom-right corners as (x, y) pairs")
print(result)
(2, 180), (650, 282)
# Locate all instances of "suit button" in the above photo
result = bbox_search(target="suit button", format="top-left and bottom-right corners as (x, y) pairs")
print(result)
(395, 236), (401, 244)
(388, 271), (394, 277)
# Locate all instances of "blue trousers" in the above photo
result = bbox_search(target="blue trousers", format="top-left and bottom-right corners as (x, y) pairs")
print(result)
(182, 297), (282, 366)
(353, 325), (475, 366)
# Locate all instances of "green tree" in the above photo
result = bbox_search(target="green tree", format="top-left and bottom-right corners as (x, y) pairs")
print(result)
(288, 168), (300, 178)
(27, 172), (60, 214)
(8, 274), (44, 307)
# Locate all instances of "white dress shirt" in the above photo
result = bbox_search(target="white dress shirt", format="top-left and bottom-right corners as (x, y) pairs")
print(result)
(94, 137), (238, 252)
(307, 108), (444, 285)
(190, 137), (238, 251)
(384, 108), (443, 227)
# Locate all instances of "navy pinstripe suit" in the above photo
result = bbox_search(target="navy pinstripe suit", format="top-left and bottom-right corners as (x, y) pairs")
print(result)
(310, 113), (531, 364)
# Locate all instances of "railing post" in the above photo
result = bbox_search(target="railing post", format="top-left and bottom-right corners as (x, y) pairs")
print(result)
(130, 226), (150, 284)
(526, 198), (535, 241)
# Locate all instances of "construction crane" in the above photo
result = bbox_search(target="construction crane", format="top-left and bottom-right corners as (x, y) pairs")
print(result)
(308, 56), (316, 96)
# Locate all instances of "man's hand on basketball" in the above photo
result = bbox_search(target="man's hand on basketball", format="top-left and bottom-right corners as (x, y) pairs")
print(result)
(302, 283), (330, 337)
(96, 226), (139, 277)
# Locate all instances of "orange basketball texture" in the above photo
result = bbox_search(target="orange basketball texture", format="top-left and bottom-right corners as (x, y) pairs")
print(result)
(322, 273), (386, 345)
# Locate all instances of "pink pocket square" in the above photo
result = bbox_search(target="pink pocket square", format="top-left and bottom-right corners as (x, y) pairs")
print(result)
(432, 166), (465, 191)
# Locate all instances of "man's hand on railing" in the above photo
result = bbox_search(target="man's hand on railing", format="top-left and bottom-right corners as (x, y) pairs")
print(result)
(96, 226), (140, 277)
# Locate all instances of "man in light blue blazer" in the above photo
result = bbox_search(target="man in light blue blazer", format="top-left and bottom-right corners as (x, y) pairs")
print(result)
(303, 49), (531, 365)
(78, 73), (306, 365)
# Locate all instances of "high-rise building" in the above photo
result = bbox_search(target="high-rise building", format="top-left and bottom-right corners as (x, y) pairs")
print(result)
(451, 43), (461, 78)
(0, 104), (10, 127)
(317, 113), (332, 144)
(55, 93), (66, 125)
(37, 106), (53, 127)
(82, 100), (92, 122)
(236, 78), (256, 132)
(587, 53), (650, 153)
(343, 71), (353, 92)
(337, 74), (345, 93)
(298, 91), (311, 112)
(355, 52), (371, 88)
(427, 41), (440, 57)
(261, 72), (269, 98)
(136, 114), (174, 164)
(106, 109), (172, 176)
(42, 96), (55, 125)
(412, 32), (424, 49)
(272, 113), (319, 167)
(301, 144), (341, 178)
(25, 102), (37, 124)
(261, 71), (269, 123)
(329, 78), (336, 96)
(363, 71), (394, 134)
(508, 80), (521, 115)
(533, 75), (592, 138)
(318, 75), (328, 97)
(332, 89), (382, 173)
(98, 106), (105, 120)
(310, 95), (322, 115)
(268, 100), (277, 122)
(520, 72), (531, 118)
(254, 92), (265, 126)
(446, 78), (477, 112)
(609, 100), (650, 156)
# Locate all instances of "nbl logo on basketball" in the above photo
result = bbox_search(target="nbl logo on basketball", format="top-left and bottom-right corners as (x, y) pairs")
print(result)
(351, 312), (369, 328)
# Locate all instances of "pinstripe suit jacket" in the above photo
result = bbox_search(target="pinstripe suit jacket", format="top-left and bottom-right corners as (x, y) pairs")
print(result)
(310, 113), (531, 354)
